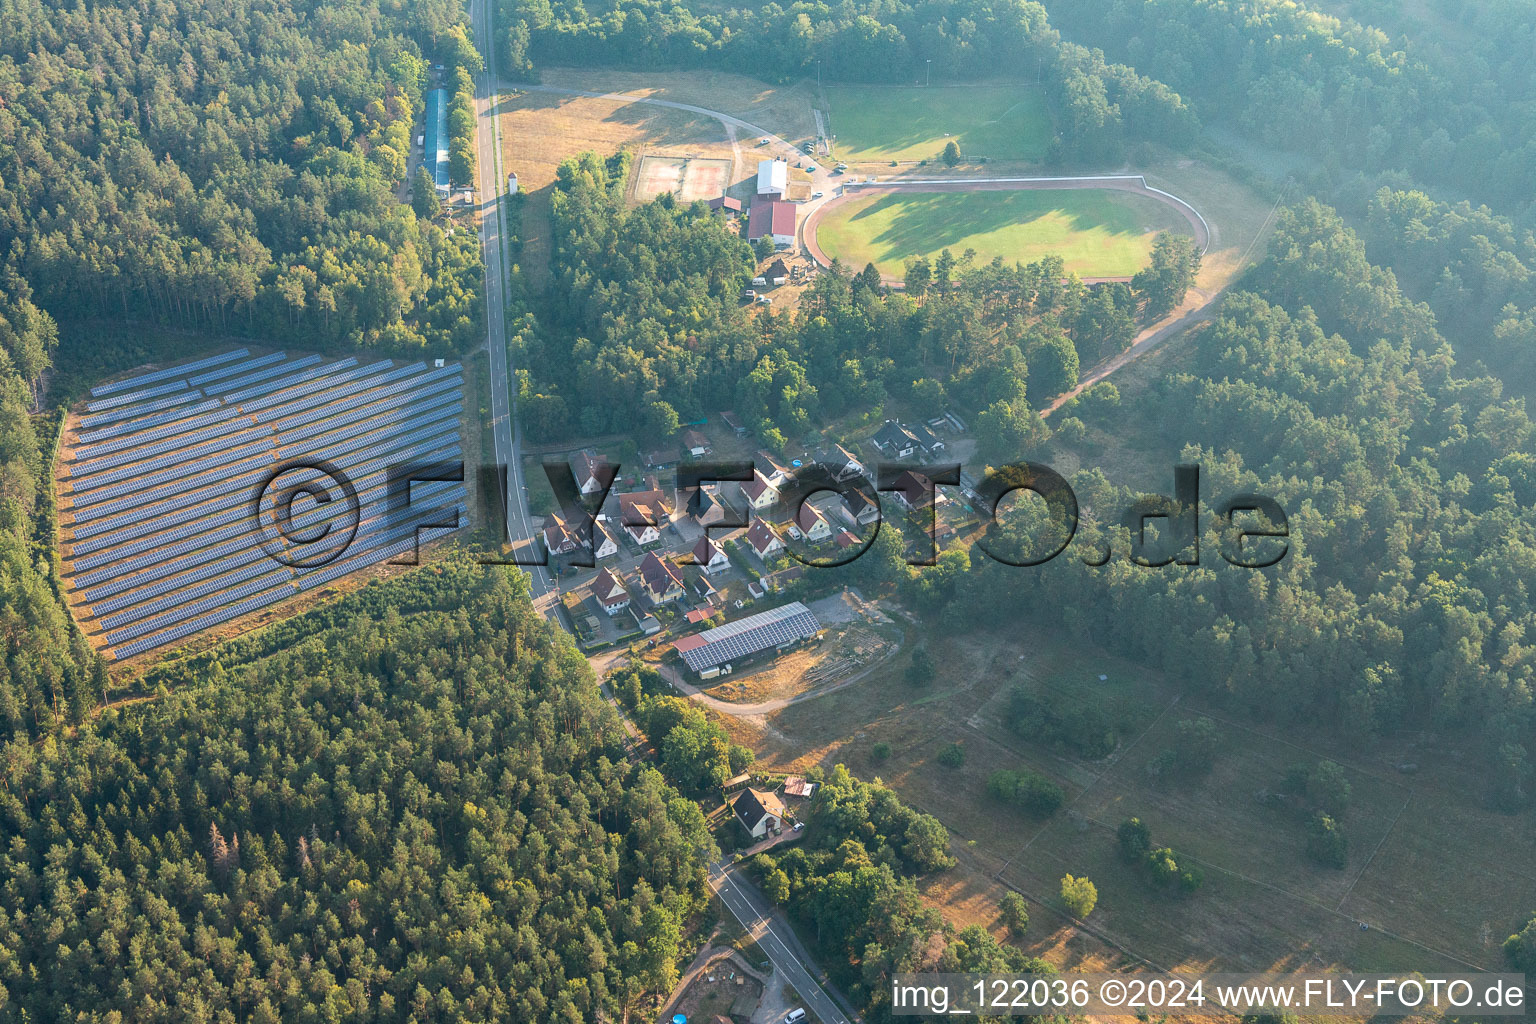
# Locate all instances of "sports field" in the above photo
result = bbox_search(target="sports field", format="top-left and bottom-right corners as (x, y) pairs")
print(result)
(814, 188), (1194, 279)
(825, 85), (1052, 163)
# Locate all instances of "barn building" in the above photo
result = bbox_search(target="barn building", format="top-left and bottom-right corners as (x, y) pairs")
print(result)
(672, 601), (820, 675)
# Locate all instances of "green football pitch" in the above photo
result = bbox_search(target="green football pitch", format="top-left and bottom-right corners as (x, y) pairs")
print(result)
(825, 85), (1052, 163)
(814, 188), (1194, 279)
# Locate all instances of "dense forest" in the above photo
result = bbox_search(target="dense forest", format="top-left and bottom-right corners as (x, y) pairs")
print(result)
(0, 0), (485, 352)
(0, 557), (716, 1021)
(498, 0), (1198, 162)
(0, 273), (106, 744)
(517, 148), (1195, 445)
(1046, 0), (1535, 219)
(873, 198), (1536, 815)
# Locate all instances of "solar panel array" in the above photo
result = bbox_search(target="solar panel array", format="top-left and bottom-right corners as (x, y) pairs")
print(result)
(676, 601), (821, 672)
(59, 350), (467, 660)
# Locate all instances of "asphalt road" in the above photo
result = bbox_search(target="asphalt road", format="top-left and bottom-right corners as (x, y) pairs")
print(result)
(470, 0), (551, 604)
(710, 861), (857, 1024)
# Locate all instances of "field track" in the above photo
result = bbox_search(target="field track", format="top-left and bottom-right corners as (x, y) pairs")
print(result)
(804, 174), (1211, 282)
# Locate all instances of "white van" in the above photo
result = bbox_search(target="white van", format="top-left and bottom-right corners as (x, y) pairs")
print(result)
(783, 1011), (807, 1024)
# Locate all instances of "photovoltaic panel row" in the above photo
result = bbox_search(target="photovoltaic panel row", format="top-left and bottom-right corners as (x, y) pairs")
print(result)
(74, 404), (243, 459)
(85, 379), (188, 413)
(89, 349), (247, 398)
(98, 466), (462, 641)
(296, 509), (463, 593)
(221, 356), (353, 404)
(69, 433), (272, 496)
(245, 361), (420, 418)
(70, 439), (274, 505)
(107, 573), (296, 649)
(77, 398), (223, 445)
(69, 448), (270, 537)
(106, 498), (463, 658)
(244, 361), (409, 422)
(71, 397), (454, 535)
(265, 364), (457, 430)
(190, 352), (287, 387)
(71, 391), (459, 549)
(270, 375), (462, 448)
(74, 428), (461, 594)
(100, 557), (285, 630)
(70, 449), (276, 524)
(229, 362), (403, 430)
(208, 354), (323, 397)
(79, 422), (461, 569)
(67, 413), (249, 480)
(90, 548), (268, 619)
(77, 390), (203, 430)
(110, 579), (289, 658)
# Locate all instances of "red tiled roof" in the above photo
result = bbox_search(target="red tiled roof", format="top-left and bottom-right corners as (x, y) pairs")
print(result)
(747, 199), (796, 240)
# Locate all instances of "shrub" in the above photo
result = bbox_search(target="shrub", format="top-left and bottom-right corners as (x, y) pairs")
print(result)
(937, 741), (965, 768)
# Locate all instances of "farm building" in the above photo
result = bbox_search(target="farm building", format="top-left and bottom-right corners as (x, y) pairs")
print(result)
(756, 158), (788, 197)
(672, 601), (820, 675)
(747, 199), (797, 247)
(424, 88), (450, 193)
(707, 195), (743, 215)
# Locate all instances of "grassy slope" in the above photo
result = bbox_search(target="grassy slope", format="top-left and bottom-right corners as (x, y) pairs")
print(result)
(816, 188), (1193, 278)
(826, 85), (1053, 163)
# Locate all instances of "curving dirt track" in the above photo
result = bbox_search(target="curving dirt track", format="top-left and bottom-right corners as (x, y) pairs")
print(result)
(803, 173), (1211, 280)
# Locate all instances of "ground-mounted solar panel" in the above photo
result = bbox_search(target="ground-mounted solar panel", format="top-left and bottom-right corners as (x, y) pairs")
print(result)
(77, 390), (203, 430)
(190, 352), (287, 387)
(107, 575), (295, 651)
(223, 356), (355, 404)
(75, 405), (242, 458)
(68, 451), (275, 522)
(210, 354), (322, 397)
(245, 361), (419, 418)
(85, 379), (189, 413)
(69, 440), (274, 504)
(89, 349), (248, 398)
(98, 557), (276, 629)
(270, 378), (461, 449)
(67, 414), (250, 479)
(76, 398), (223, 444)
(269, 372), (461, 440)
(65, 353), (466, 660)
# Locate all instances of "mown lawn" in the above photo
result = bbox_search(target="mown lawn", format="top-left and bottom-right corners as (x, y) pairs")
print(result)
(815, 188), (1193, 278)
(826, 84), (1052, 163)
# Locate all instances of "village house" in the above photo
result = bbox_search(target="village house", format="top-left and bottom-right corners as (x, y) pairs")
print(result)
(741, 469), (779, 511)
(638, 551), (685, 604)
(744, 518), (785, 560)
(617, 489), (669, 547)
(572, 450), (609, 496)
(691, 535), (731, 574)
(872, 420), (921, 458)
(889, 469), (946, 513)
(732, 786), (789, 840)
(791, 502), (833, 543)
(591, 567), (631, 614)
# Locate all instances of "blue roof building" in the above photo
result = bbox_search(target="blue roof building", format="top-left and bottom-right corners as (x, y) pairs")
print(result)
(424, 88), (450, 192)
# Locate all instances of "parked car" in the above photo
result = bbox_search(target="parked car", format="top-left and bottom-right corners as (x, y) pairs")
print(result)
(811, 191), (824, 199)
